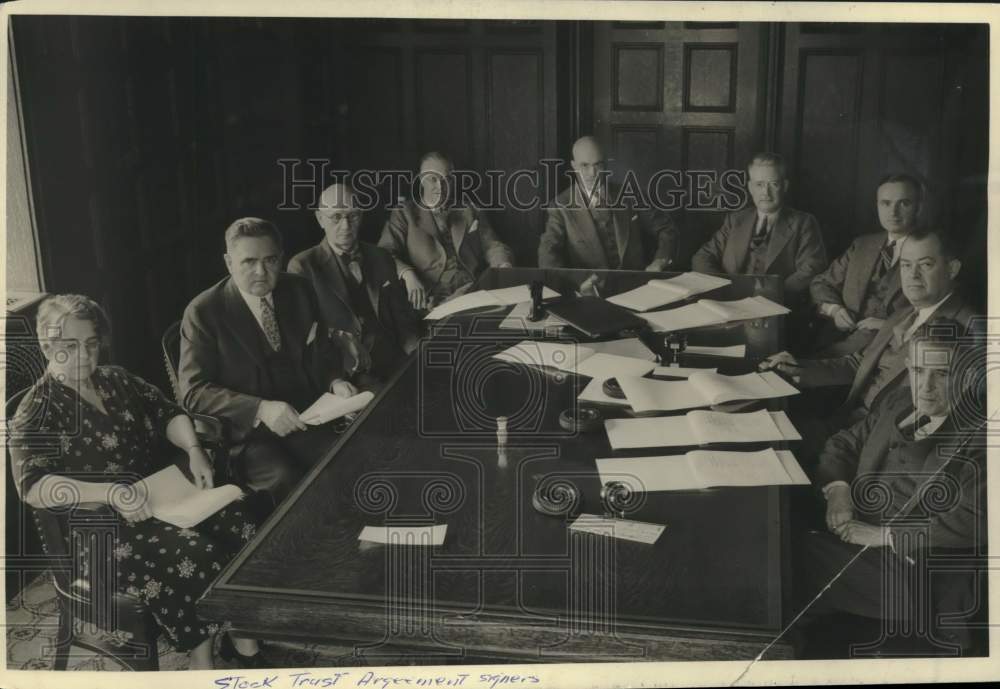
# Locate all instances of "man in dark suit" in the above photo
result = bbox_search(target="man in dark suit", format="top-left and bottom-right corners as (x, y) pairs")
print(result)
(691, 152), (828, 306)
(809, 174), (922, 356)
(379, 151), (514, 311)
(289, 183), (420, 385)
(761, 228), (982, 464)
(538, 135), (678, 283)
(179, 217), (358, 509)
(792, 321), (984, 656)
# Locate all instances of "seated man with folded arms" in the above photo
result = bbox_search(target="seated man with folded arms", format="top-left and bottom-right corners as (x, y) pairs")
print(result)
(691, 152), (828, 308)
(379, 151), (514, 311)
(808, 174), (920, 356)
(179, 217), (358, 513)
(792, 320), (985, 656)
(290, 182), (419, 387)
(759, 228), (982, 464)
(538, 135), (679, 285)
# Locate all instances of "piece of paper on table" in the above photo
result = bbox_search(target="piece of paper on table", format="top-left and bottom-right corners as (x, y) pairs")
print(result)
(578, 377), (632, 407)
(137, 465), (243, 528)
(606, 272), (731, 311)
(684, 344), (746, 358)
(596, 448), (809, 491)
(568, 514), (665, 544)
(494, 340), (593, 371)
(618, 371), (799, 412)
(586, 337), (656, 361)
(486, 284), (559, 305)
(576, 352), (655, 379)
(358, 524), (447, 545)
(424, 291), (503, 320)
(605, 410), (800, 449)
(652, 365), (718, 378)
(640, 297), (788, 332)
(498, 301), (567, 332)
(616, 376), (697, 412)
(300, 391), (374, 425)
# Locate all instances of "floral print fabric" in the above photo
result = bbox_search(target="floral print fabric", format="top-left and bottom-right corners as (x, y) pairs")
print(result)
(9, 365), (257, 652)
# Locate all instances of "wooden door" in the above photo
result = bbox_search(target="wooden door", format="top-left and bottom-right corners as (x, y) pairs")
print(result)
(592, 21), (768, 268)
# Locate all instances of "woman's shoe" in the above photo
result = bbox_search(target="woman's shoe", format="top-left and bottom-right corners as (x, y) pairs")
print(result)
(218, 632), (271, 668)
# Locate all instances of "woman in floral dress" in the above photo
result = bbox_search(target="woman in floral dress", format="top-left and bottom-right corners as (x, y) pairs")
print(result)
(9, 294), (264, 669)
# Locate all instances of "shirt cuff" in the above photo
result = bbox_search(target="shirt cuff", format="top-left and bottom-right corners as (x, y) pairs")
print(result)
(821, 480), (850, 499)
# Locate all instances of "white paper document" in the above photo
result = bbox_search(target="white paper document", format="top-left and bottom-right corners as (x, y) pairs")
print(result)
(683, 344), (746, 358)
(606, 272), (731, 312)
(578, 377), (632, 406)
(651, 365), (718, 378)
(425, 284), (559, 320)
(640, 296), (790, 332)
(494, 341), (654, 379)
(595, 448), (810, 491)
(498, 301), (567, 332)
(568, 514), (665, 544)
(300, 390), (374, 425)
(586, 337), (657, 361)
(358, 524), (448, 545)
(604, 409), (801, 449)
(137, 465), (244, 528)
(617, 370), (799, 413)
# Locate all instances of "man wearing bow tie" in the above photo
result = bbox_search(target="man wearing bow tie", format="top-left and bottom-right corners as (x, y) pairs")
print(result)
(691, 152), (828, 305)
(808, 174), (921, 356)
(179, 217), (357, 511)
(791, 321), (985, 655)
(379, 151), (514, 310)
(538, 136), (679, 278)
(289, 183), (420, 386)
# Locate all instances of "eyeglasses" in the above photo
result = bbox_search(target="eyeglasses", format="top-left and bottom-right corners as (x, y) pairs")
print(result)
(320, 211), (363, 224)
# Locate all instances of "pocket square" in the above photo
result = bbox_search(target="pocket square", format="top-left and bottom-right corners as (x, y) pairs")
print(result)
(306, 321), (318, 345)
(381, 279), (391, 288)
(469, 219), (479, 233)
(631, 214), (639, 221)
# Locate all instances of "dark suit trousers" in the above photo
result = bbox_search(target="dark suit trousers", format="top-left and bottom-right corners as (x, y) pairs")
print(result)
(236, 422), (344, 516)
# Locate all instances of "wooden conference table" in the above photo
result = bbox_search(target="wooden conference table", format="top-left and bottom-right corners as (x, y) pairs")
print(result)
(199, 268), (799, 661)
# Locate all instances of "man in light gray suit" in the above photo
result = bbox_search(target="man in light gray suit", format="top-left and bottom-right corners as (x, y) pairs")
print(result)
(808, 173), (921, 356)
(691, 152), (828, 306)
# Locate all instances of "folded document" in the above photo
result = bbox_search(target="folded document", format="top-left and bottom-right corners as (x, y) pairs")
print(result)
(425, 284), (559, 320)
(137, 465), (243, 528)
(617, 370), (798, 413)
(493, 340), (655, 379)
(605, 409), (801, 449)
(606, 272), (731, 312)
(300, 391), (374, 425)
(641, 296), (789, 332)
(596, 448), (810, 491)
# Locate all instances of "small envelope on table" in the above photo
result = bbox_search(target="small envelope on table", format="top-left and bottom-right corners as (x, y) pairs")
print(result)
(359, 524), (447, 546)
(306, 321), (318, 345)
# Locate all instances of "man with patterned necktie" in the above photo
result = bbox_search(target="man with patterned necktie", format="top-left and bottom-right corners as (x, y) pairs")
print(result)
(289, 183), (419, 386)
(691, 152), (828, 306)
(808, 174), (922, 356)
(179, 217), (358, 512)
(791, 319), (985, 657)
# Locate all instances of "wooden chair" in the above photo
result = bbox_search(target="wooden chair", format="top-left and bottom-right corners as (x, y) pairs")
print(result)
(6, 388), (161, 671)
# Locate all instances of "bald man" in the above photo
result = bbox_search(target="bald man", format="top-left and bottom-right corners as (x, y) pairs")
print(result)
(539, 136), (678, 272)
(289, 183), (420, 384)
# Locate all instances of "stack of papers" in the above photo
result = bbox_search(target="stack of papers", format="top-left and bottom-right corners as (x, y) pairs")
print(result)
(300, 391), (374, 425)
(568, 514), (665, 544)
(493, 341), (656, 379)
(596, 448), (810, 491)
(137, 465), (244, 528)
(606, 272), (731, 312)
(425, 284), (559, 320)
(641, 296), (789, 332)
(683, 344), (746, 358)
(616, 370), (799, 413)
(604, 409), (801, 449)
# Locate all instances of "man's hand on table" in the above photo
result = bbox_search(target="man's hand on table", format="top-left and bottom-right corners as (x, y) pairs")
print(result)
(257, 400), (307, 437)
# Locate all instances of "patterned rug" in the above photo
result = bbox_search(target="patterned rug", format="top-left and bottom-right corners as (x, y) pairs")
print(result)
(5, 574), (415, 671)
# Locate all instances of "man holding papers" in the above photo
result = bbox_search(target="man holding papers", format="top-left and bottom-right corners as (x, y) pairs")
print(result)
(539, 135), (679, 272)
(760, 229), (982, 445)
(794, 322), (984, 655)
(179, 218), (360, 510)
(691, 152), (828, 305)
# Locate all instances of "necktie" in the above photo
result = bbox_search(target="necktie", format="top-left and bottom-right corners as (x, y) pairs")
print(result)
(750, 216), (769, 250)
(878, 240), (896, 277)
(342, 251), (363, 285)
(259, 297), (282, 351)
(900, 414), (932, 441)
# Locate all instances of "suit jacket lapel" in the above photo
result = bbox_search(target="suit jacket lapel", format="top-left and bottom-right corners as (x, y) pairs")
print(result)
(358, 243), (382, 317)
(223, 279), (268, 367)
(763, 209), (794, 271)
(447, 209), (466, 255)
(849, 305), (915, 403)
(611, 200), (630, 264)
(271, 278), (303, 362)
(727, 210), (756, 274)
(320, 241), (362, 332)
(417, 207), (447, 276)
(857, 234), (884, 289)
(568, 180), (610, 267)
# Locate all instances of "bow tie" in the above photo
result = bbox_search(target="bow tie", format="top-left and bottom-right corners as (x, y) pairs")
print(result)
(336, 249), (362, 263)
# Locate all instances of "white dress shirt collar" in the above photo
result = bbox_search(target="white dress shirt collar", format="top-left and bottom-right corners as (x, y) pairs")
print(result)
(235, 286), (274, 332)
(897, 411), (948, 440)
(906, 291), (953, 339)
